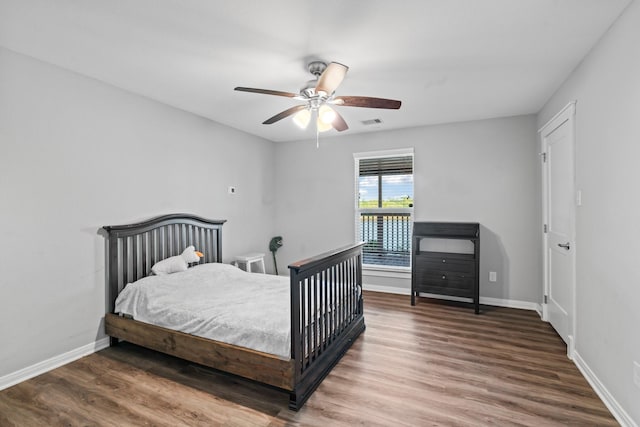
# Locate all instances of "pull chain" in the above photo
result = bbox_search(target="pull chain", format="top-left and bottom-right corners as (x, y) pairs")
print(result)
(315, 109), (320, 148)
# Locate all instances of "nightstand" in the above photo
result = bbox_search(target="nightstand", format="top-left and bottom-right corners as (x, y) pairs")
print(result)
(232, 253), (266, 274)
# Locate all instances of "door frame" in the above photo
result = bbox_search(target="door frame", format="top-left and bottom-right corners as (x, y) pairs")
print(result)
(539, 101), (577, 358)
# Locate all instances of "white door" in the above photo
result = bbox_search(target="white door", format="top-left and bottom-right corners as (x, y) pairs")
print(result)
(540, 102), (576, 358)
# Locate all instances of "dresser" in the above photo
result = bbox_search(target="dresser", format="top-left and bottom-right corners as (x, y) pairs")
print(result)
(411, 222), (480, 313)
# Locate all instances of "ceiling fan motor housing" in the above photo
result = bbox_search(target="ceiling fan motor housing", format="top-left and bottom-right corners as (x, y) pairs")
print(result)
(300, 80), (317, 98)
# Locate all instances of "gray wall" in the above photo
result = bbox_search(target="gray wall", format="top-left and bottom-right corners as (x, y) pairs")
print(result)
(274, 115), (541, 304)
(0, 47), (276, 378)
(537, 0), (640, 421)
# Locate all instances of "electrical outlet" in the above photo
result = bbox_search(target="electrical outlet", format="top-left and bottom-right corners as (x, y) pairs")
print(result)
(634, 361), (640, 389)
(489, 271), (497, 282)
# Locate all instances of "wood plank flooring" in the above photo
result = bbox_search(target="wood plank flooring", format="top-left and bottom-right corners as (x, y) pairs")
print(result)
(0, 292), (617, 426)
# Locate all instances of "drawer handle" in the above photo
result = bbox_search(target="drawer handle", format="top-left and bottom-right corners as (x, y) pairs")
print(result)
(441, 275), (446, 280)
(442, 259), (446, 263)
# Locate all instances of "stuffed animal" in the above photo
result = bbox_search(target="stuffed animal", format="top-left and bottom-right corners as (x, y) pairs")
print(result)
(151, 245), (204, 275)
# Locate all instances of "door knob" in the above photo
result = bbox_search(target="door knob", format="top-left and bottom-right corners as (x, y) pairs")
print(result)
(558, 242), (571, 250)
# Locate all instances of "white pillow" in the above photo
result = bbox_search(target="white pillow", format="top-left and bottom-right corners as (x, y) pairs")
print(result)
(151, 245), (202, 275)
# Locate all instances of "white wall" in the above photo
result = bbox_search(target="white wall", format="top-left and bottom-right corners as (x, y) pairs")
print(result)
(0, 47), (276, 378)
(274, 115), (540, 304)
(537, 1), (640, 423)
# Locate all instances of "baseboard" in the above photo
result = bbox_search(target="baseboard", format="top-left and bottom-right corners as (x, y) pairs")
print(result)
(573, 351), (637, 427)
(0, 337), (110, 391)
(535, 303), (543, 319)
(363, 283), (411, 295)
(362, 284), (538, 311)
(478, 296), (539, 311)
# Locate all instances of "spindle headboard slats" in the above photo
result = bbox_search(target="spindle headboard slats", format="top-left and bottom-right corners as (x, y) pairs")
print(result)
(103, 214), (226, 313)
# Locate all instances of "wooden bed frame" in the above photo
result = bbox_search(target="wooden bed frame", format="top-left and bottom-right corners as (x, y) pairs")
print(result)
(102, 213), (365, 410)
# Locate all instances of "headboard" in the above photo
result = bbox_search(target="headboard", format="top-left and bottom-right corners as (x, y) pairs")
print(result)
(102, 213), (226, 313)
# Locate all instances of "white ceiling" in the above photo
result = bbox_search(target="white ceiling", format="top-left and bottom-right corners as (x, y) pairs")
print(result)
(0, 0), (631, 142)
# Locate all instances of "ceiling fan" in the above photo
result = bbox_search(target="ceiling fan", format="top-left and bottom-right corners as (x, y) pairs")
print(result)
(234, 61), (401, 133)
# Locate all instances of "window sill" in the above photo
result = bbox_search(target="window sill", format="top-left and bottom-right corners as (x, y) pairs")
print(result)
(363, 265), (411, 279)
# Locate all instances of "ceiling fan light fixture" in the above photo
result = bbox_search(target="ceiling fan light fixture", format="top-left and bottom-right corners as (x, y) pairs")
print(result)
(316, 117), (333, 133)
(315, 62), (348, 96)
(292, 108), (311, 129)
(318, 104), (337, 125)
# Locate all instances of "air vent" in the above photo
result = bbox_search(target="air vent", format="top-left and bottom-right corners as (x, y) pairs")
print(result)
(362, 118), (383, 126)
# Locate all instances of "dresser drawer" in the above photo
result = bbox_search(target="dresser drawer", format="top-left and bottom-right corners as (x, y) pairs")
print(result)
(414, 268), (475, 297)
(417, 251), (474, 266)
(417, 257), (475, 273)
(415, 269), (475, 286)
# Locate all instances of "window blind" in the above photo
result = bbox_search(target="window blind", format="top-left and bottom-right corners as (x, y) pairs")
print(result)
(358, 156), (413, 176)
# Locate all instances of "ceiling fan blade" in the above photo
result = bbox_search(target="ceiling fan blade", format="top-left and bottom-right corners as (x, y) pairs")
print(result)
(333, 96), (401, 109)
(263, 105), (307, 125)
(234, 87), (298, 98)
(332, 110), (349, 132)
(315, 62), (349, 95)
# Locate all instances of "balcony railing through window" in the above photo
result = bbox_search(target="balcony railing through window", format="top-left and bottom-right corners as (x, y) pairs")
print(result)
(359, 212), (411, 267)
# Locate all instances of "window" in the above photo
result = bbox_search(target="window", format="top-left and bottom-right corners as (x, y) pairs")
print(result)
(354, 149), (413, 269)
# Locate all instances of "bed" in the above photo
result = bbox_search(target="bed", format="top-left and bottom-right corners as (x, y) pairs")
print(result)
(102, 213), (365, 410)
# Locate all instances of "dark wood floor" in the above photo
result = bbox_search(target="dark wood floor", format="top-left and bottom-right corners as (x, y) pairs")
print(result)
(0, 292), (617, 426)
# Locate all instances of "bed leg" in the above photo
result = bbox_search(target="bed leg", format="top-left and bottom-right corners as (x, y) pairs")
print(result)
(288, 392), (301, 411)
(109, 336), (120, 346)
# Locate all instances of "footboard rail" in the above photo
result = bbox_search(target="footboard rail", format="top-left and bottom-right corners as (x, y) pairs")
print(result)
(288, 242), (366, 410)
